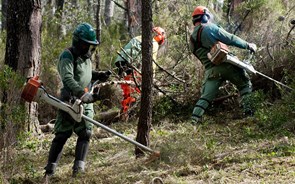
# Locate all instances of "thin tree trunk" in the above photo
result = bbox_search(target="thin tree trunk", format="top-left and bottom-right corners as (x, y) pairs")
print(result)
(104, 0), (114, 26)
(87, 0), (95, 18)
(56, 0), (66, 37)
(1, 0), (8, 30)
(135, 0), (153, 157)
(126, 0), (142, 37)
(94, 0), (101, 70)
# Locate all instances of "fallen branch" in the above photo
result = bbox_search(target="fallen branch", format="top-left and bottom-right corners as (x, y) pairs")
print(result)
(152, 59), (186, 83)
(213, 93), (238, 103)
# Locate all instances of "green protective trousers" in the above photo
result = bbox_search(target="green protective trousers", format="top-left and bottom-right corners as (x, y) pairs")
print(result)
(192, 62), (252, 119)
(54, 103), (94, 134)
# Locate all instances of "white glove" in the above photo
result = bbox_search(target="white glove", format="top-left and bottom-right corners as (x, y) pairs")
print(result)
(248, 43), (257, 53)
(80, 92), (94, 103)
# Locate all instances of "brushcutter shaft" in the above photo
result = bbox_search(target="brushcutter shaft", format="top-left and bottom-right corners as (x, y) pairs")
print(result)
(82, 115), (155, 154)
(256, 71), (294, 91)
(226, 54), (293, 91)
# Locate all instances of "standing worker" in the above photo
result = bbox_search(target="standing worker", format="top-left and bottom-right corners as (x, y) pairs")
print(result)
(190, 6), (257, 124)
(114, 27), (166, 120)
(43, 22), (111, 181)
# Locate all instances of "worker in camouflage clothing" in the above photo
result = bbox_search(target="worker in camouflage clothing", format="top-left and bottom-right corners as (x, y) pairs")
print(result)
(190, 6), (257, 124)
(43, 23), (111, 180)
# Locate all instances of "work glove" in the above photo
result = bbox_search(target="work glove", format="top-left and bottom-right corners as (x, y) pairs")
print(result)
(115, 60), (129, 77)
(247, 43), (257, 53)
(94, 70), (111, 82)
(91, 86), (100, 101)
(92, 93), (100, 102)
(80, 92), (94, 103)
(115, 60), (128, 68)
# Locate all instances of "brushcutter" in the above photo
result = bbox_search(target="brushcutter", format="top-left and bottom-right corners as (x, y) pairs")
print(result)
(21, 76), (160, 157)
(225, 53), (293, 91)
(208, 42), (293, 91)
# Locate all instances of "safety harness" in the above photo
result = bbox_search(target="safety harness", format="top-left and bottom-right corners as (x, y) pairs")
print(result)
(190, 25), (205, 59)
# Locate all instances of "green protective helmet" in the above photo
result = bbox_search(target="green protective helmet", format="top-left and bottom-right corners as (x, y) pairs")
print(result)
(72, 23), (99, 46)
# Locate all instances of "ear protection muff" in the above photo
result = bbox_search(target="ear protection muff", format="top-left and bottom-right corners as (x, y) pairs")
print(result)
(201, 9), (210, 23)
(201, 14), (210, 23)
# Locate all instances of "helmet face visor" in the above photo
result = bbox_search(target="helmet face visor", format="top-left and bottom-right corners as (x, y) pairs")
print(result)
(79, 40), (97, 58)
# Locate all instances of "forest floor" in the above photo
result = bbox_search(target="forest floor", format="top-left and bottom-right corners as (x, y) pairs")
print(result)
(1, 112), (295, 184)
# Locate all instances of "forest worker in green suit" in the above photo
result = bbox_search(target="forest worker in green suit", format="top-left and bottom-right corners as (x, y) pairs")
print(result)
(43, 22), (111, 179)
(190, 6), (257, 124)
(114, 27), (165, 119)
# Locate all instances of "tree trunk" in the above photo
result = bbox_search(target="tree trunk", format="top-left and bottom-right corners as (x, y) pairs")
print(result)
(135, 0), (152, 157)
(126, 0), (142, 36)
(104, 0), (114, 26)
(87, 0), (96, 18)
(56, 0), (66, 37)
(1, 0), (8, 30)
(94, 0), (102, 70)
(5, 0), (42, 135)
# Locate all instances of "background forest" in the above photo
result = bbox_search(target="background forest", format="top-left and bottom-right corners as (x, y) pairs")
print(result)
(0, 0), (295, 183)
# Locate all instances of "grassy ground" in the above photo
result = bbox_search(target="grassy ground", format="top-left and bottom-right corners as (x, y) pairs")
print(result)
(1, 114), (295, 184)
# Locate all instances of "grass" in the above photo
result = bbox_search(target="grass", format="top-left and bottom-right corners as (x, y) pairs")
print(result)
(1, 113), (295, 184)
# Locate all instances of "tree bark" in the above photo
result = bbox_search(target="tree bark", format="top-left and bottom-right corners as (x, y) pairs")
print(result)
(126, 0), (142, 36)
(104, 0), (114, 26)
(135, 0), (152, 157)
(5, 0), (42, 135)
(94, 0), (102, 70)
(1, 0), (8, 30)
(87, 0), (96, 18)
(56, 0), (66, 37)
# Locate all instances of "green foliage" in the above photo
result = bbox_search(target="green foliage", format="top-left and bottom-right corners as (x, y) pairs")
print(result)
(238, 0), (267, 10)
(263, 144), (295, 157)
(0, 65), (24, 90)
(0, 65), (27, 127)
(0, 31), (6, 66)
(99, 23), (130, 69)
(255, 88), (295, 133)
(153, 96), (193, 123)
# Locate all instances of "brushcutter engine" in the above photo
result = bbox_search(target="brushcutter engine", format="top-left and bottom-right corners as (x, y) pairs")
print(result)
(21, 76), (84, 122)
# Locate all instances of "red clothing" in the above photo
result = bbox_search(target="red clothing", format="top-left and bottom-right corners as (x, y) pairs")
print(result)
(120, 72), (141, 113)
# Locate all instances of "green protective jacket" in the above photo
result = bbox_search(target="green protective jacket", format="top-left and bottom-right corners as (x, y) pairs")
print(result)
(54, 49), (94, 133)
(115, 36), (159, 71)
(190, 22), (249, 69)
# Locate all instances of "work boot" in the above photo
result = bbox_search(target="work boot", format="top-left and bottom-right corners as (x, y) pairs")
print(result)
(44, 162), (57, 176)
(73, 138), (88, 177)
(72, 160), (85, 177)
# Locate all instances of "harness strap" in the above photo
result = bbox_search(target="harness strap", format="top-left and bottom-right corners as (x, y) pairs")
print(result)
(190, 26), (205, 54)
